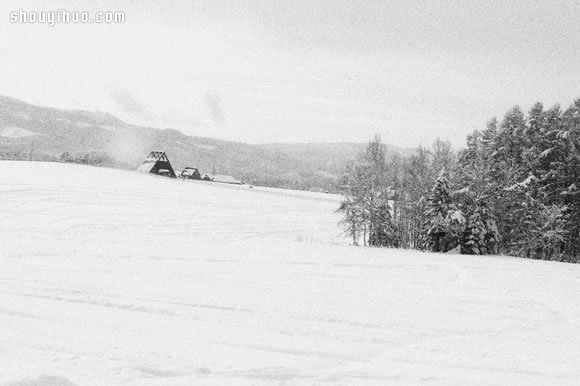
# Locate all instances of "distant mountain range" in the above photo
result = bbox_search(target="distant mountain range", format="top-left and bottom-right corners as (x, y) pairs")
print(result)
(0, 96), (414, 191)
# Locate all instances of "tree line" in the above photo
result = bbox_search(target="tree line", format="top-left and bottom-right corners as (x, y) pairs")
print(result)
(338, 99), (580, 263)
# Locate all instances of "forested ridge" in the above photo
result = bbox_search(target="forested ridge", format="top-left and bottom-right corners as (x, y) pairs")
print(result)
(338, 99), (580, 263)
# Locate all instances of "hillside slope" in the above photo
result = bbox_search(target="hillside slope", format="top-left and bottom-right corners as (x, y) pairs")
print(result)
(1, 162), (579, 385)
(0, 96), (414, 191)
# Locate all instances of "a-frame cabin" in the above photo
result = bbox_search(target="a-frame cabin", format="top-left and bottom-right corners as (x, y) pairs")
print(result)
(137, 151), (177, 178)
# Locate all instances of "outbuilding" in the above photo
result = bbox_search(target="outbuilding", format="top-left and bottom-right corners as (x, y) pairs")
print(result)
(180, 167), (202, 180)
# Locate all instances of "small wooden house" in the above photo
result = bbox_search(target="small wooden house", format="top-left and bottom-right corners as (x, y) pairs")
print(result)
(180, 167), (202, 180)
(137, 151), (176, 178)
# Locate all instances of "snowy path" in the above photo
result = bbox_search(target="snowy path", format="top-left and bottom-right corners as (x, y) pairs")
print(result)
(1, 162), (579, 385)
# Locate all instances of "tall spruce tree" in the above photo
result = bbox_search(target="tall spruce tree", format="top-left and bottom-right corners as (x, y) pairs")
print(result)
(423, 169), (463, 252)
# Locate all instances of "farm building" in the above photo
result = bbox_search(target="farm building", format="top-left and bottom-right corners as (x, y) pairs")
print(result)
(137, 151), (176, 178)
(212, 174), (244, 185)
(180, 167), (201, 180)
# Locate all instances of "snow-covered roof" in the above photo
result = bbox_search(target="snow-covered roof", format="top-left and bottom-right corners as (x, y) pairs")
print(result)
(212, 174), (243, 184)
(137, 161), (156, 173)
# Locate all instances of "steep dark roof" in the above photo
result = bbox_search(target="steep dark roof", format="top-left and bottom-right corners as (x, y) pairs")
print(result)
(137, 151), (176, 178)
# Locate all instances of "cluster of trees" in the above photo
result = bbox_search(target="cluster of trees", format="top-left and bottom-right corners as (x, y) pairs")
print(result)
(0, 149), (56, 162)
(58, 151), (114, 166)
(0, 149), (130, 170)
(338, 99), (580, 263)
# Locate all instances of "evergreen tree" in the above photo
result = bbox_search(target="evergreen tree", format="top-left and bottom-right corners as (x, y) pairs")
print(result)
(423, 170), (463, 252)
(560, 99), (580, 259)
(369, 197), (398, 247)
(454, 128), (500, 255)
(459, 200), (500, 255)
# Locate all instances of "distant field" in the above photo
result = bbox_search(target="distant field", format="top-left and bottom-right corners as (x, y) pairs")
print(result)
(1, 162), (579, 385)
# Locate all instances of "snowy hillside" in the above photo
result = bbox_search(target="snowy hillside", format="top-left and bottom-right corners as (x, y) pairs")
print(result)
(0, 95), (416, 193)
(1, 162), (579, 385)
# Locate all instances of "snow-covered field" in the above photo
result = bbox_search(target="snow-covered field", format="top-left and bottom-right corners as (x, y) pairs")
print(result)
(1, 161), (579, 385)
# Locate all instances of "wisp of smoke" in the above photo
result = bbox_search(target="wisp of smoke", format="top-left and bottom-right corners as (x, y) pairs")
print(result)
(204, 91), (225, 125)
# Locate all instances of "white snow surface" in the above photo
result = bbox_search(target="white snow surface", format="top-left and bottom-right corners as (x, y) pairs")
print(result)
(0, 161), (579, 385)
(0, 127), (38, 138)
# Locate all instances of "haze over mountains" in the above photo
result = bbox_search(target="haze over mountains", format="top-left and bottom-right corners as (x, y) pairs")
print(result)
(0, 96), (414, 191)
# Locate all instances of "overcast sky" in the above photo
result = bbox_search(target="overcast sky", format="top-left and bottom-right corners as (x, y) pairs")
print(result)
(1, 0), (579, 148)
